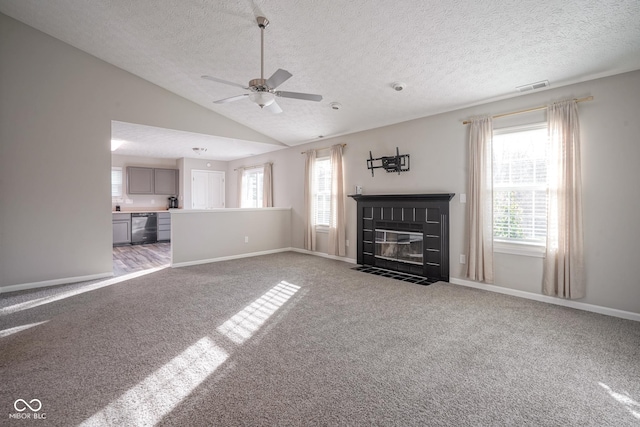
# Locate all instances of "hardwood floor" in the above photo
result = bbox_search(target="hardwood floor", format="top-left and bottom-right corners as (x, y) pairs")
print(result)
(112, 242), (171, 276)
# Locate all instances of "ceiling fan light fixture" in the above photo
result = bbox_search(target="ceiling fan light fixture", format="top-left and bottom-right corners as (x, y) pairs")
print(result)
(249, 91), (275, 108)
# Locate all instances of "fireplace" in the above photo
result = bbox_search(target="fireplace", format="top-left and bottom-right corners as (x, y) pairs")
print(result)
(349, 193), (454, 282)
(375, 229), (424, 266)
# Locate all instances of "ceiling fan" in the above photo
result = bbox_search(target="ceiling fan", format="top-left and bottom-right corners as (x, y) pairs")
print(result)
(201, 16), (323, 114)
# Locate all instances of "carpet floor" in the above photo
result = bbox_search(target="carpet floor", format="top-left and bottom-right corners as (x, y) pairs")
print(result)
(1, 252), (639, 426)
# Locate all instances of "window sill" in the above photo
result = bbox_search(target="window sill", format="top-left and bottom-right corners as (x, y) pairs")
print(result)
(493, 240), (545, 258)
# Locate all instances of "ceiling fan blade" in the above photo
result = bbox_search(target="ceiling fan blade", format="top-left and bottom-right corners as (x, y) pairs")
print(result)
(265, 69), (293, 89)
(213, 94), (249, 104)
(263, 100), (283, 114)
(201, 75), (247, 89)
(276, 91), (323, 102)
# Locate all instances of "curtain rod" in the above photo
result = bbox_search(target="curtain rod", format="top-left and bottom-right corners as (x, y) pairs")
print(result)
(233, 162), (271, 172)
(300, 143), (346, 154)
(462, 96), (593, 125)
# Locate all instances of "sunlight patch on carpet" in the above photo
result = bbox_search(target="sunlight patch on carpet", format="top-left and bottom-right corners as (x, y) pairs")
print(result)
(78, 280), (300, 426)
(0, 320), (49, 338)
(599, 382), (640, 420)
(217, 280), (300, 344)
(0, 267), (167, 316)
(79, 337), (228, 427)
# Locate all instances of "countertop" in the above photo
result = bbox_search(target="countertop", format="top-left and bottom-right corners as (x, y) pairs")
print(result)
(112, 209), (181, 214)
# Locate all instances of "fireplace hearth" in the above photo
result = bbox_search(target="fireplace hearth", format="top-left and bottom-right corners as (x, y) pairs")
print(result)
(349, 193), (455, 283)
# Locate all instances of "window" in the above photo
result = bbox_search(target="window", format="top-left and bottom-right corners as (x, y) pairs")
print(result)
(493, 124), (548, 248)
(241, 167), (264, 208)
(111, 167), (123, 198)
(314, 157), (331, 227)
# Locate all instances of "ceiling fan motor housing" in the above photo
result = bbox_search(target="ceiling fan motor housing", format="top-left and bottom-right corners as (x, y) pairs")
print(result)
(249, 78), (269, 91)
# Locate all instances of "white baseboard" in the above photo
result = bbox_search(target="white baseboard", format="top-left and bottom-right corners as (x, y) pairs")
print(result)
(0, 272), (114, 295)
(171, 248), (293, 268)
(289, 248), (357, 264)
(171, 247), (357, 269)
(449, 277), (640, 322)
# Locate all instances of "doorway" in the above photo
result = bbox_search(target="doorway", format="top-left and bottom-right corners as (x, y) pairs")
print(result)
(192, 170), (225, 209)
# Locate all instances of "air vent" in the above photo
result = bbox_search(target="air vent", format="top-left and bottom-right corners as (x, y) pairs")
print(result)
(516, 80), (549, 92)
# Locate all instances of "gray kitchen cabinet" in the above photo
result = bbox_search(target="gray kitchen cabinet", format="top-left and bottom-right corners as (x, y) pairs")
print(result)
(157, 212), (171, 241)
(154, 168), (178, 195)
(126, 167), (178, 195)
(112, 213), (131, 245)
(127, 167), (154, 194)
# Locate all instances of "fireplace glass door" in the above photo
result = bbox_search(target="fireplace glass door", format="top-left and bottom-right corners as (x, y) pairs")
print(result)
(375, 229), (423, 265)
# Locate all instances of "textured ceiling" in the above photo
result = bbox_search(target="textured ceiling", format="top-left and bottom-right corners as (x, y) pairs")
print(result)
(111, 121), (285, 161)
(2, 0), (640, 155)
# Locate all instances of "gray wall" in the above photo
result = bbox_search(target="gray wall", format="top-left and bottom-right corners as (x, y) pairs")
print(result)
(171, 208), (292, 265)
(0, 13), (279, 288)
(227, 70), (640, 315)
(2, 12), (638, 315)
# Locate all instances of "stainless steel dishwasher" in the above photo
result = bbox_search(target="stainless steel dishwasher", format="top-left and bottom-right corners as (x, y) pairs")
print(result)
(131, 212), (158, 244)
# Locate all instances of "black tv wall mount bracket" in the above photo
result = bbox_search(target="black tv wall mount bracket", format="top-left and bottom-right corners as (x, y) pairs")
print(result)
(367, 147), (410, 176)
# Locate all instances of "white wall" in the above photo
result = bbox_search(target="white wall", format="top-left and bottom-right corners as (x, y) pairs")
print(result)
(228, 70), (640, 315)
(0, 13), (280, 289)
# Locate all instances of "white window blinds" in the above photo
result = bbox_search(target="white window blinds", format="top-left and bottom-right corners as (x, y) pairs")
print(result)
(314, 157), (331, 226)
(111, 167), (123, 198)
(493, 125), (548, 244)
(241, 167), (264, 208)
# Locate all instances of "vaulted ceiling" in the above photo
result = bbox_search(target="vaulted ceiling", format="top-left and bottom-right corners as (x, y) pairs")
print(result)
(2, 0), (640, 155)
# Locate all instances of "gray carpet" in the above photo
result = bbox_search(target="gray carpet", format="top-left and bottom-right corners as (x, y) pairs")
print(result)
(1, 252), (639, 426)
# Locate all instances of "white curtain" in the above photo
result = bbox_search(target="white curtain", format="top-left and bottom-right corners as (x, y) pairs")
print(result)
(328, 144), (346, 256)
(466, 116), (494, 283)
(543, 99), (585, 299)
(262, 162), (273, 207)
(304, 150), (317, 251)
(236, 166), (245, 208)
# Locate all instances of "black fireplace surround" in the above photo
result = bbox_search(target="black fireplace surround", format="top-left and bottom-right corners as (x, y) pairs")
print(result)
(349, 193), (455, 282)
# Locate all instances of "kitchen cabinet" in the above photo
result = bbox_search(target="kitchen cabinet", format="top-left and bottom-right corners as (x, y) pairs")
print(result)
(112, 213), (131, 245)
(154, 168), (178, 195)
(127, 167), (154, 194)
(126, 167), (178, 195)
(157, 212), (171, 241)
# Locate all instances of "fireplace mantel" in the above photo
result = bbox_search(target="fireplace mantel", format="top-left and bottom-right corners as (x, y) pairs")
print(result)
(349, 193), (455, 202)
(349, 193), (455, 283)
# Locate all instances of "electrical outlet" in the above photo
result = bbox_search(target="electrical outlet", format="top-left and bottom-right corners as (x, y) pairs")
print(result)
(460, 254), (466, 264)
(460, 194), (466, 203)
(244, 236), (249, 243)
(346, 239), (349, 247)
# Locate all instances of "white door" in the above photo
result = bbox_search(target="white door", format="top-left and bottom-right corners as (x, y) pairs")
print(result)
(192, 170), (225, 209)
